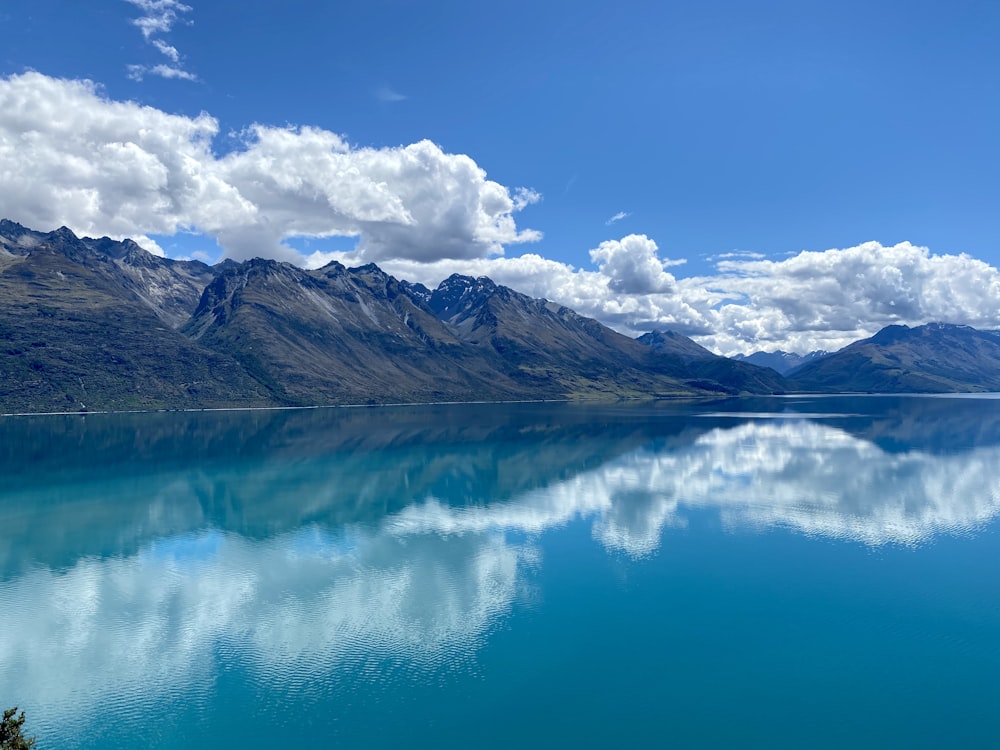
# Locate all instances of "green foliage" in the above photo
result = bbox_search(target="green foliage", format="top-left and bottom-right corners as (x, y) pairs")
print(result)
(0, 707), (35, 750)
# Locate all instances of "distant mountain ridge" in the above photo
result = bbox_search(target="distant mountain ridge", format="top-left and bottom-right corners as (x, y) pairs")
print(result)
(636, 329), (788, 394)
(733, 349), (829, 375)
(0, 221), (785, 412)
(786, 323), (1000, 392)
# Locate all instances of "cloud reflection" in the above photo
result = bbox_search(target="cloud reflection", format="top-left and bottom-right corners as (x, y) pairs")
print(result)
(391, 419), (1000, 556)
(0, 526), (533, 737)
(2, 410), (1000, 736)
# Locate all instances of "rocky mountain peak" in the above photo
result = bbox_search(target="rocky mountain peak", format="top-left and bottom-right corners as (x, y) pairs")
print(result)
(429, 274), (499, 318)
(0, 218), (29, 238)
(350, 262), (385, 275)
(399, 280), (432, 305)
(117, 239), (160, 267)
(0, 220), (32, 254)
(48, 226), (80, 244)
(313, 260), (347, 277)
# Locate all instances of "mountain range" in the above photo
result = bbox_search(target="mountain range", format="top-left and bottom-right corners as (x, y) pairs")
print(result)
(733, 349), (829, 374)
(3, 220), (1000, 414)
(0, 221), (784, 412)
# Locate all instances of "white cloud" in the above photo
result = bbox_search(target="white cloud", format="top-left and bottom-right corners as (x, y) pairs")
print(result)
(125, 0), (196, 82)
(126, 63), (198, 82)
(217, 126), (542, 262)
(0, 72), (541, 265)
(589, 234), (682, 294)
(0, 73), (248, 241)
(512, 187), (541, 211)
(712, 250), (765, 260)
(372, 239), (1000, 355)
(151, 39), (181, 63)
(696, 241), (1000, 354)
(374, 85), (407, 102)
(605, 210), (630, 225)
(126, 0), (193, 39)
(126, 234), (166, 256)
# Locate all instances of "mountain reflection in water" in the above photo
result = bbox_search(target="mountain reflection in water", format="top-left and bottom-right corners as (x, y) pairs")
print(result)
(1, 396), (999, 748)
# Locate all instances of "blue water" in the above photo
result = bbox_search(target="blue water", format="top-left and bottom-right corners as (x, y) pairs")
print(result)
(1, 396), (999, 748)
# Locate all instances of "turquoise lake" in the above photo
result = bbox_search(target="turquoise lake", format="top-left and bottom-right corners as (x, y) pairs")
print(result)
(1, 395), (999, 748)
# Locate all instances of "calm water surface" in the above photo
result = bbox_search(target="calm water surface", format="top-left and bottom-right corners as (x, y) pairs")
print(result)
(1, 396), (999, 748)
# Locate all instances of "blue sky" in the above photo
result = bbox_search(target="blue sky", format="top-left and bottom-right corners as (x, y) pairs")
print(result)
(1, 1), (998, 353)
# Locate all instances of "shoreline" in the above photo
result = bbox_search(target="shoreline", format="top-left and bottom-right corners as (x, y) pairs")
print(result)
(0, 396), (588, 419)
(6, 390), (1000, 418)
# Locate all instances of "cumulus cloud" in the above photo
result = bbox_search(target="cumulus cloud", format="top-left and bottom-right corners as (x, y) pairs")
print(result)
(647, 241), (1000, 353)
(0, 73), (248, 240)
(589, 234), (683, 294)
(696, 241), (1000, 353)
(0, 72), (541, 264)
(125, 0), (196, 81)
(212, 125), (541, 262)
(372, 239), (1000, 355)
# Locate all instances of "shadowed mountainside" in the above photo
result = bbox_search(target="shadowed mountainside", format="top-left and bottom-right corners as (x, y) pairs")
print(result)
(1, 221), (786, 412)
(0, 221), (273, 412)
(423, 275), (779, 398)
(786, 323), (1000, 393)
(181, 260), (529, 404)
(635, 328), (788, 394)
(733, 349), (829, 374)
(8, 221), (1000, 411)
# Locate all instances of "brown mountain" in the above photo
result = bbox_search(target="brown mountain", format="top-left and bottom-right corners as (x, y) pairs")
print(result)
(423, 274), (709, 398)
(0, 221), (272, 413)
(1, 221), (786, 413)
(182, 260), (530, 404)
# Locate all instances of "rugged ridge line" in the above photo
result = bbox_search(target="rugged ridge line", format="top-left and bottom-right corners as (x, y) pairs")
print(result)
(1, 221), (788, 412)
